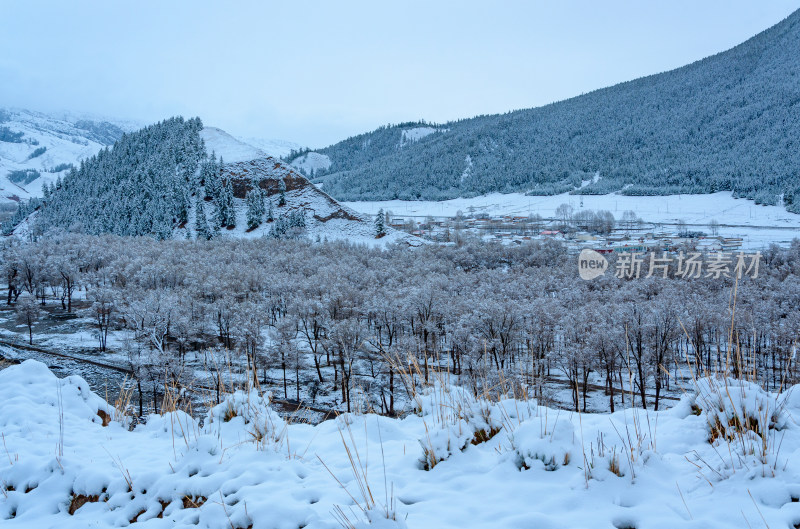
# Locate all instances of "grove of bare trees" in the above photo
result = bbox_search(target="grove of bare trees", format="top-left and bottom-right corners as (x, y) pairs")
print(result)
(2, 234), (799, 416)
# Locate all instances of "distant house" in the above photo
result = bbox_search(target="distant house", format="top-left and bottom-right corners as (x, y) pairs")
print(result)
(721, 237), (743, 251)
(697, 238), (723, 251)
(540, 230), (561, 237)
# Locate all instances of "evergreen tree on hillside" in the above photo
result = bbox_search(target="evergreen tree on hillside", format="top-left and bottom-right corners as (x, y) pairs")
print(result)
(278, 178), (287, 207)
(246, 180), (265, 230)
(195, 196), (211, 240)
(375, 208), (386, 237)
(269, 211), (306, 239)
(214, 178), (236, 228)
(267, 198), (274, 222)
(202, 153), (221, 200)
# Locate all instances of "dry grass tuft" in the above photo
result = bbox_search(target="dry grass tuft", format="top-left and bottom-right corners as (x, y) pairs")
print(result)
(68, 493), (100, 515)
(608, 452), (622, 477)
(181, 495), (207, 509)
(471, 426), (501, 446)
(321, 419), (402, 529)
(96, 409), (111, 427)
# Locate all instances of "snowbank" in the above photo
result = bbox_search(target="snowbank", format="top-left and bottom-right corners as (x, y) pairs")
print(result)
(2, 361), (800, 528)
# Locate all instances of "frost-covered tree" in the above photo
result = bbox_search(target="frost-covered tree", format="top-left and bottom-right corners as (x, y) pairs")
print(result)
(89, 288), (115, 352)
(278, 178), (287, 207)
(195, 196), (212, 240)
(374, 208), (386, 237)
(214, 179), (236, 229)
(15, 292), (41, 345)
(245, 181), (265, 230)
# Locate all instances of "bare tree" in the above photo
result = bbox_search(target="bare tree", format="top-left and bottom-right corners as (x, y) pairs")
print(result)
(15, 292), (42, 345)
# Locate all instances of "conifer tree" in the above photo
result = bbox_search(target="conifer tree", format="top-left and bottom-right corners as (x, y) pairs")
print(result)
(215, 179), (236, 228)
(195, 196), (211, 240)
(246, 180), (265, 230)
(375, 207), (386, 237)
(278, 178), (287, 206)
(202, 153), (220, 200)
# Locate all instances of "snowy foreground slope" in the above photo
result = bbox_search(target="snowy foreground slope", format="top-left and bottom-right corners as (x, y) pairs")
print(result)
(2, 361), (800, 529)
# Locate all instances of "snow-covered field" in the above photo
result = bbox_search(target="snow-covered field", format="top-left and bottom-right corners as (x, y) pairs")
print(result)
(343, 192), (800, 249)
(2, 360), (799, 529)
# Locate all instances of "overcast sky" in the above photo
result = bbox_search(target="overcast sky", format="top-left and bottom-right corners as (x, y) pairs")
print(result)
(1, 1), (798, 147)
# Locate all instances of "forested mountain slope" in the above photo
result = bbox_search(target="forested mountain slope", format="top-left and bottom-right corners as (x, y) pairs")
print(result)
(300, 9), (800, 210)
(4, 119), (418, 246)
(7, 117), (206, 239)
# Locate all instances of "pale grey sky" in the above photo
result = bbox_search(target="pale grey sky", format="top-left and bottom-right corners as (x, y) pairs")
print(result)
(1, 1), (798, 147)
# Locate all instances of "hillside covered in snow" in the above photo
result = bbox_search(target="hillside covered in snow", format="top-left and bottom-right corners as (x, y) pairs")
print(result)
(193, 128), (421, 246)
(0, 108), (133, 206)
(300, 9), (800, 209)
(5, 118), (419, 247)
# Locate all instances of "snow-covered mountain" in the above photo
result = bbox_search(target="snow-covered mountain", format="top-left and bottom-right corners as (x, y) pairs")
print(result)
(0, 108), (135, 205)
(8, 120), (420, 247)
(0, 109), (304, 208)
(302, 9), (800, 209)
(194, 128), (421, 246)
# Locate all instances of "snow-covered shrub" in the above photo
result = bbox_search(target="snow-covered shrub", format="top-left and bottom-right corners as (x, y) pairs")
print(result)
(415, 384), (491, 469)
(510, 416), (575, 471)
(205, 389), (286, 448)
(414, 384), (535, 470)
(690, 377), (796, 475)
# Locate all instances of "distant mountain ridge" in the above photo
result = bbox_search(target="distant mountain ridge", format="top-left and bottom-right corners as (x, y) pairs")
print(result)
(298, 9), (800, 212)
(0, 108), (133, 205)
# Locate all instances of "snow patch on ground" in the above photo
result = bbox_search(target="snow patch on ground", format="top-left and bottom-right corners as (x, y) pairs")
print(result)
(460, 155), (472, 183)
(291, 152), (332, 175)
(234, 136), (301, 159)
(2, 361), (800, 528)
(200, 127), (269, 163)
(400, 127), (439, 144)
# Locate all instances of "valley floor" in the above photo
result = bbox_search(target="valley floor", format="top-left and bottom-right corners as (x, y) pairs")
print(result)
(343, 191), (800, 250)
